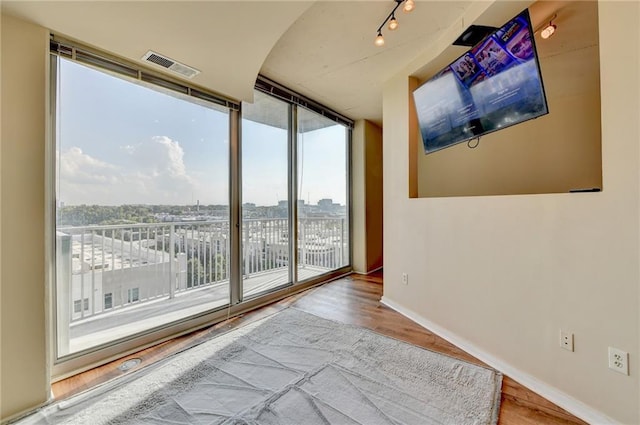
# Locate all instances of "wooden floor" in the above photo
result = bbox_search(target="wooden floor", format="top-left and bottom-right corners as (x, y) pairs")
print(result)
(53, 272), (587, 425)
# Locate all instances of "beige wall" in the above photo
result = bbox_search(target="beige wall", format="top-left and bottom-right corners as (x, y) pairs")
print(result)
(417, 1), (602, 197)
(352, 120), (383, 274)
(383, 1), (639, 423)
(0, 14), (50, 420)
(352, 121), (366, 272)
(364, 121), (383, 272)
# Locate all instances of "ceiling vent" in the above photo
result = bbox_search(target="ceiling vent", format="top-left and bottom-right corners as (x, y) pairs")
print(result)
(141, 50), (200, 79)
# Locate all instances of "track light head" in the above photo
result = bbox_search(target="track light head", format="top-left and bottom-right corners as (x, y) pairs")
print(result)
(403, 0), (415, 13)
(388, 15), (399, 30)
(375, 31), (385, 46)
(536, 13), (558, 40)
(541, 22), (557, 39)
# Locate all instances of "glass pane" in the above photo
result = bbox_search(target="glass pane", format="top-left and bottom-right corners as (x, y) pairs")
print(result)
(297, 108), (349, 281)
(241, 92), (290, 298)
(55, 58), (230, 357)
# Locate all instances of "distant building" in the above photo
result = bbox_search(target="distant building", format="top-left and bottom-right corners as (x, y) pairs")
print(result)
(318, 198), (333, 210)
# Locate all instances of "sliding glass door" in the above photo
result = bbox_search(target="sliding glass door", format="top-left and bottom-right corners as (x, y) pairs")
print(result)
(241, 92), (292, 299)
(297, 108), (350, 282)
(240, 96), (351, 295)
(54, 57), (230, 356)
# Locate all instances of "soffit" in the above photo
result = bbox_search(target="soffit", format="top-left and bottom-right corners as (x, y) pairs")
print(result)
(1, 1), (314, 103)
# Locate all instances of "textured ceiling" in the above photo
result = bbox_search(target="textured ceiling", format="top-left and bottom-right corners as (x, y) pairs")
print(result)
(261, 1), (471, 125)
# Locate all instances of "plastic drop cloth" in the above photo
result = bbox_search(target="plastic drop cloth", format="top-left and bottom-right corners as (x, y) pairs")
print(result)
(16, 308), (501, 425)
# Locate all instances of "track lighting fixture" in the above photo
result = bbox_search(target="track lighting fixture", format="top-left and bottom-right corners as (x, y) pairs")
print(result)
(403, 0), (415, 13)
(537, 13), (558, 40)
(375, 0), (415, 46)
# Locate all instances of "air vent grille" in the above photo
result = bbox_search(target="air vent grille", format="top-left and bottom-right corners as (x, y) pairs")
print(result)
(141, 50), (200, 79)
(145, 53), (174, 68)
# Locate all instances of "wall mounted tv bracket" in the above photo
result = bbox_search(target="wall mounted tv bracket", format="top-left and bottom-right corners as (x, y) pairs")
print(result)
(453, 25), (498, 47)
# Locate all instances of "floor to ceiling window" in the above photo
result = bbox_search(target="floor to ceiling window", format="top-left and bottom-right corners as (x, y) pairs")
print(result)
(297, 108), (350, 280)
(51, 41), (352, 374)
(241, 92), (291, 299)
(54, 57), (230, 357)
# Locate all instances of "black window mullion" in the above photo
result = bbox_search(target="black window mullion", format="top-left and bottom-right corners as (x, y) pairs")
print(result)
(255, 75), (354, 129)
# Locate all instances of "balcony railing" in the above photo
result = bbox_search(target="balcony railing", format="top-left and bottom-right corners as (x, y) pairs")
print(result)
(56, 217), (346, 354)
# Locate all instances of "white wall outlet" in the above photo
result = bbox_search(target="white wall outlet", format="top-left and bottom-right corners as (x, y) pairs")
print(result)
(401, 273), (408, 285)
(560, 330), (574, 351)
(608, 347), (629, 375)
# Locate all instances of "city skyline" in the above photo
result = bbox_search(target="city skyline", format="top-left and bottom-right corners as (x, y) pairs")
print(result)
(58, 198), (346, 208)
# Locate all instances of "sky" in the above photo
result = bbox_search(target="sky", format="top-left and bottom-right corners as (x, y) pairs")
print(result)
(57, 58), (347, 207)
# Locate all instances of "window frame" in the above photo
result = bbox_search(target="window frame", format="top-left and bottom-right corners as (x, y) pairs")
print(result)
(127, 288), (140, 304)
(48, 38), (353, 379)
(104, 293), (113, 310)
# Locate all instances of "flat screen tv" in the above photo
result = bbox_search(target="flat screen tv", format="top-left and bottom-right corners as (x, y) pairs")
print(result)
(413, 9), (548, 154)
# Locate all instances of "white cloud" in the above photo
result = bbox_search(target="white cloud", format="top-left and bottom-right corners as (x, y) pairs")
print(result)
(59, 136), (205, 205)
(124, 136), (191, 180)
(59, 147), (120, 185)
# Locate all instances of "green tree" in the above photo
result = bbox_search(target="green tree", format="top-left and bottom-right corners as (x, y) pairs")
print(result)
(187, 258), (205, 287)
(214, 253), (227, 281)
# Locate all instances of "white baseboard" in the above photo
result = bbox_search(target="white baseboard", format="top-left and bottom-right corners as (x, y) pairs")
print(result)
(380, 296), (619, 425)
(1, 399), (51, 425)
(366, 265), (383, 275)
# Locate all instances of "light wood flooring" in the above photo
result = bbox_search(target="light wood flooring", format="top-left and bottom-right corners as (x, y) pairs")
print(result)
(53, 271), (587, 424)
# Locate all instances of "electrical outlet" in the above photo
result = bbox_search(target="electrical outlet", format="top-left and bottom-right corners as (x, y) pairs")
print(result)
(401, 273), (408, 285)
(560, 330), (574, 352)
(608, 347), (629, 375)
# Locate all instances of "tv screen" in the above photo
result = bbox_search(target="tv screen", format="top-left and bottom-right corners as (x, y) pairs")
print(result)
(413, 9), (548, 154)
